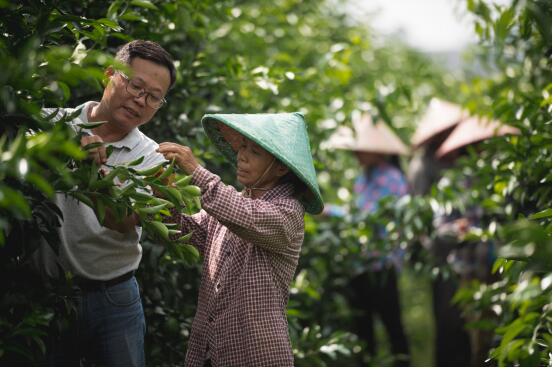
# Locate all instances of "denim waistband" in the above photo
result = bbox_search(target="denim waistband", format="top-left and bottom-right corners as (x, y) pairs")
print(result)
(74, 270), (135, 291)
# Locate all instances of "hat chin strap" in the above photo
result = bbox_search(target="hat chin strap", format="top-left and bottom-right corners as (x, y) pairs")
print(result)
(243, 157), (276, 198)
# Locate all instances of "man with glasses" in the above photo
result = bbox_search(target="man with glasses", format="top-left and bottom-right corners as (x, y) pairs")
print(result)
(41, 40), (176, 366)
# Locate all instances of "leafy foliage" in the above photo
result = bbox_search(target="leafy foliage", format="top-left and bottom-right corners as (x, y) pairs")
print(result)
(0, 0), (203, 363)
(363, 0), (552, 365)
(450, 0), (551, 365)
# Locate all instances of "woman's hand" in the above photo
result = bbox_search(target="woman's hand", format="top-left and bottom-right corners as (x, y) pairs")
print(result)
(157, 142), (200, 175)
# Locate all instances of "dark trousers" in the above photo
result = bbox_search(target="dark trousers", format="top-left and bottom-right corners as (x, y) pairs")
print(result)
(431, 236), (472, 366)
(432, 276), (471, 366)
(46, 276), (146, 366)
(348, 268), (410, 366)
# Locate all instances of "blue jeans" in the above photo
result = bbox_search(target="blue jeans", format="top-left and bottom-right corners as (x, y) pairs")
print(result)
(48, 276), (146, 366)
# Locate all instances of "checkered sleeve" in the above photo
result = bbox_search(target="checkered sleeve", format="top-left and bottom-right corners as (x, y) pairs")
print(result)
(191, 166), (304, 254)
(166, 208), (210, 256)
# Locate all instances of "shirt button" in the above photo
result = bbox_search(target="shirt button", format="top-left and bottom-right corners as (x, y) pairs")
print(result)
(215, 282), (221, 291)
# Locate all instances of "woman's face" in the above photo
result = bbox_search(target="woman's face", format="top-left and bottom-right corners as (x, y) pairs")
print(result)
(236, 137), (286, 188)
(354, 151), (385, 167)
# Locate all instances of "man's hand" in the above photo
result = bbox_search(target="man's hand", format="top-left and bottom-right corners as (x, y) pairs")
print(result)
(81, 134), (107, 165)
(157, 142), (200, 175)
(103, 209), (140, 234)
(88, 191), (139, 234)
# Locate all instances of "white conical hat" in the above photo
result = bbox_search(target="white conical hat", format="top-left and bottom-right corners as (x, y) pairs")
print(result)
(435, 115), (521, 158)
(411, 98), (467, 148)
(324, 113), (409, 155)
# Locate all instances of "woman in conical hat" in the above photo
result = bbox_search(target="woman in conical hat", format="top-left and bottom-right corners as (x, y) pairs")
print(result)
(325, 112), (409, 213)
(325, 112), (411, 365)
(157, 112), (323, 366)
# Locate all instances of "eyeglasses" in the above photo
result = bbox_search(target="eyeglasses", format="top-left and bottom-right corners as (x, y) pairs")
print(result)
(116, 72), (167, 109)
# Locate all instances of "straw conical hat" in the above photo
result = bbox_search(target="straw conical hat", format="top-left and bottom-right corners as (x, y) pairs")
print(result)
(201, 112), (324, 215)
(411, 98), (467, 148)
(324, 113), (409, 155)
(435, 116), (520, 158)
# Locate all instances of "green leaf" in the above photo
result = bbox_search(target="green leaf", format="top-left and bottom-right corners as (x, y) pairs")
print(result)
(157, 160), (174, 180)
(491, 257), (506, 274)
(3, 132), (25, 161)
(150, 221), (169, 240)
(181, 185), (201, 197)
(177, 232), (193, 242)
(134, 162), (165, 176)
(30, 335), (47, 355)
(494, 8), (515, 41)
(136, 203), (167, 215)
(174, 175), (192, 187)
(0, 185), (32, 218)
(499, 319), (526, 347)
(529, 208), (551, 220)
(59, 141), (87, 159)
(163, 186), (184, 207)
(124, 156), (145, 167)
(96, 18), (122, 31)
(71, 192), (94, 209)
(194, 196), (202, 210)
(183, 244), (199, 259)
(131, 0), (158, 10)
(120, 11), (146, 22)
(75, 121), (107, 129)
(105, 145), (114, 158)
(82, 142), (104, 151)
(107, 0), (123, 20)
(129, 190), (155, 202)
(115, 182), (136, 198)
(96, 197), (106, 224)
(27, 172), (54, 197)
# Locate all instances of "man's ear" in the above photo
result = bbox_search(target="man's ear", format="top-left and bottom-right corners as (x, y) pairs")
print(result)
(105, 66), (115, 77)
(103, 66), (115, 87)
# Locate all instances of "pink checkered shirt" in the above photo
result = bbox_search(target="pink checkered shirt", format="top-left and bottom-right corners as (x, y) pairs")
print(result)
(168, 166), (305, 366)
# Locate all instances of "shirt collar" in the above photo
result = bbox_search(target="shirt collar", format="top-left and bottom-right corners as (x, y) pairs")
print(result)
(109, 128), (142, 150)
(75, 101), (142, 151)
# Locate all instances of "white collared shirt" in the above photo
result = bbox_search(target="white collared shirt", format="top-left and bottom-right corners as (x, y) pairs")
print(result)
(42, 101), (165, 280)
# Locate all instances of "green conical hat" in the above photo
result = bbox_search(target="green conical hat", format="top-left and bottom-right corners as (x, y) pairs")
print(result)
(201, 112), (324, 214)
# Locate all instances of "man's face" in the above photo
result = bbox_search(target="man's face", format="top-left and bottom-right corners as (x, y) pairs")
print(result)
(103, 57), (171, 131)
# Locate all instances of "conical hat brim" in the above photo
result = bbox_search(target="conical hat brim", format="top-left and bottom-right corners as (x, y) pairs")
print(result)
(411, 98), (467, 148)
(324, 113), (409, 155)
(435, 116), (521, 158)
(201, 112), (324, 214)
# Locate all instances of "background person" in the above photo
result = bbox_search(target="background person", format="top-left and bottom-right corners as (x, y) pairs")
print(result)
(324, 112), (411, 366)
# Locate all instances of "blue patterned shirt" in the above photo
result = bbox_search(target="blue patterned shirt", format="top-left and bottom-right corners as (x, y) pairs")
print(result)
(356, 162), (408, 272)
(354, 162), (409, 213)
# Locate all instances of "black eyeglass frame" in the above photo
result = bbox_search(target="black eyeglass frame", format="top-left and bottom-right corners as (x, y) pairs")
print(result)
(116, 71), (167, 109)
